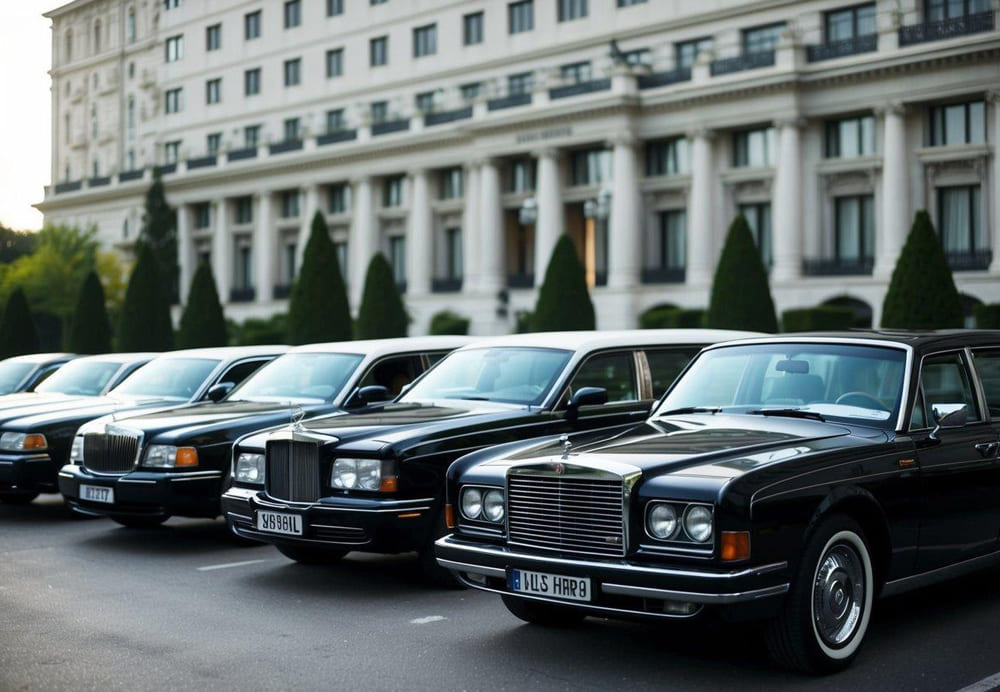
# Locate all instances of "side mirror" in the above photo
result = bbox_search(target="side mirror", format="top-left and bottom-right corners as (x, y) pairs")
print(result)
(565, 386), (608, 422)
(345, 385), (391, 409)
(930, 402), (968, 440)
(206, 381), (234, 402)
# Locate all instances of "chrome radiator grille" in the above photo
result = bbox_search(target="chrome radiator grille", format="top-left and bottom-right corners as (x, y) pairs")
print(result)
(82, 432), (141, 475)
(507, 474), (625, 557)
(265, 439), (321, 503)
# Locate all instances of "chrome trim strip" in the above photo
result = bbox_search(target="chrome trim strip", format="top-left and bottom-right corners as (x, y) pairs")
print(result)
(169, 473), (223, 482)
(881, 549), (1000, 598)
(57, 471), (74, 478)
(601, 581), (789, 605)
(118, 479), (157, 484)
(254, 495), (434, 513)
(226, 511), (252, 522)
(232, 525), (371, 546)
(436, 558), (506, 579)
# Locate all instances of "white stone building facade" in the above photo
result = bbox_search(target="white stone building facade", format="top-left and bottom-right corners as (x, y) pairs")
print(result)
(37, 0), (1000, 333)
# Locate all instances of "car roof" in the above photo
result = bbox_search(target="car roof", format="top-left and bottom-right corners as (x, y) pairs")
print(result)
(289, 336), (476, 358)
(452, 329), (762, 352)
(699, 329), (1000, 353)
(4, 352), (75, 365)
(152, 345), (290, 361)
(72, 352), (159, 365)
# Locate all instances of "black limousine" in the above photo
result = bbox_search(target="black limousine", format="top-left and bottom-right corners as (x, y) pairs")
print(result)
(436, 331), (1000, 672)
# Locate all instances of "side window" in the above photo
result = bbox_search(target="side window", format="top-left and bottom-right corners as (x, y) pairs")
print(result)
(424, 352), (448, 367)
(569, 351), (637, 403)
(646, 348), (700, 399)
(909, 386), (927, 430)
(28, 365), (60, 391)
(972, 349), (1000, 418)
(218, 359), (270, 389)
(918, 352), (980, 424)
(358, 356), (423, 396)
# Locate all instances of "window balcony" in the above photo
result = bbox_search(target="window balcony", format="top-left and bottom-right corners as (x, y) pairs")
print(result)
(640, 267), (686, 284)
(506, 273), (534, 288)
(802, 257), (874, 276)
(548, 78), (611, 100)
(227, 147), (258, 162)
(424, 107), (473, 127)
(187, 155), (218, 169)
(229, 287), (256, 302)
(431, 278), (463, 293)
(487, 93), (532, 112)
(118, 170), (144, 182)
(946, 250), (992, 271)
(54, 180), (82, 194)
(87, 176), (111, 188)
(269, 139), (303, 155)
(273, 283), (292, 299)
(372, 119), (410, 136)
(806, 34), (878, 62)
(899, 11), (995, 46)
(636, 68), (691, 90)
(155, 163), (177, 175)
(317, 129), (358, 146)
(710, 50), (775, 76)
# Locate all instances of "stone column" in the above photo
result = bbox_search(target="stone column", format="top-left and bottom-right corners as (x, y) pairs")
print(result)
(608, 134), (642, 290)
(874, 103), (908, 279)
(296, 184), (318, 271)
(686, 128), (715, 286)
(989, 92), (1000, 274)
(254, 193), (274, 302)
(479, 159), (505, 295)
(771, 118), (804, 283)
(176, 203), (192, 304)
(462, 163), (481, 294)
(406, 169), (432, 296)
(349, 176), (375, 306)
(534, 148), (564, 284)
(212, 198), (230, 303)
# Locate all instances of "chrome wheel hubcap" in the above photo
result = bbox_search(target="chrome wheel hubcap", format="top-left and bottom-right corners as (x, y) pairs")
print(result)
(813, 542), (865, 647)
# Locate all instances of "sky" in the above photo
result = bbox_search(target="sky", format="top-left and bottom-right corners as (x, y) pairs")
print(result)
(0, 1), (66, 231)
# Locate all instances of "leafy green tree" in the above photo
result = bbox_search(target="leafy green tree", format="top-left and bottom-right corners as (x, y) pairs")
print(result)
(705, 215), (778, 333)
(177, 262), (228, 348)
(429, 310), (470, 335)
(355, 253), (408, 339)
(531, 234), (595, 332)
(0, 288), (39, 359)
(137, 168), (178, 303)
(0, 224), (38, 263)
(287, 211), (351, 344)
(68, 271), (112, 354)
(881, 210), (963, 329)
(118, 244), (174, 351)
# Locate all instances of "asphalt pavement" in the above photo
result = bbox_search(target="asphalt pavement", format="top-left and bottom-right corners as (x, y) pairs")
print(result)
(2, 495), (999, 691)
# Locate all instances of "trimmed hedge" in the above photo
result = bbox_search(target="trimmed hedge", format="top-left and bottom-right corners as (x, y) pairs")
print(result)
(229, 314), (287, 346)
(0, 288), (39, 359)
(118, 244), (174, 351)
(429, 310), (470, 335)
(531, 235), (595, 332)
(355, 253), (408, 339)
(640, 304), (705, 329)
(705, 215), (778, 333)
(68, 271), (112, 354)
(287, 211), (351, 345)
(177, 262), (228, 348)
(974, 304), (1000, 329)
(782, 306), (856, 333)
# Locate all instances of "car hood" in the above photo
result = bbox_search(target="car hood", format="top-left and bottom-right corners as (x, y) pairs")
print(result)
(0, 394), (183, 433)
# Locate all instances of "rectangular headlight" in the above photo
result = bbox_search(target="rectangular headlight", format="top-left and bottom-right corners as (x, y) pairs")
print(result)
(0, 432), (48, 452)
(331, 458), (384, 491)
(235, 453), (265, 484)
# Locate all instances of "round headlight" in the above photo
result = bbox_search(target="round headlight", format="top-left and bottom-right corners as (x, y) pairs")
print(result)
(684, 505), (713, 543)
(482, 489), (505, 523)
(460, 487), (483, 520)
(235, 453), (265, 484)
(647, 503), (678, 540)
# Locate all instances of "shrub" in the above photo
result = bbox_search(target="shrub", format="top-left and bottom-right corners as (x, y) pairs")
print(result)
(640, 304), (705, 329)
(68, 271), (112, 354)
(0, 288), (39, 359)
(137, 168), (178, 303)
(118, 244), (174, 351)
(532, 235), (595, 332)
(231, 314), (287, 346)
(429, 310), (470, 335)
(974, 304), (1000, 329)
(881, 210), (962, 329)
(781, 306), (856, 333)
(705, 215), (778, 333)
(177, 262), (228, 348)
(355, 253), (408, 339)
(287, 211), (351, 345)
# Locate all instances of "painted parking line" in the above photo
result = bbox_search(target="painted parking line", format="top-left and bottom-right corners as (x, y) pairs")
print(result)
(410, 615), (447, 625)
(196, 559), (273, 572)
(955, 672), (1000, 692)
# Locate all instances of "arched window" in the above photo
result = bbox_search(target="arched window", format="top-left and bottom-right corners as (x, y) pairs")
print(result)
(65, 29), (73, 61)
(93, 20), (101, 53)
(127, 8), (136, 43)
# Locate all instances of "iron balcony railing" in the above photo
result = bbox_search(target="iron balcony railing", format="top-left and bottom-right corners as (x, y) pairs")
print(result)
(269, 139), (303, 155)
(710, 50), (775, 76)
(372, 119), (410, 136)
(806, 34), (878, 62)
(641, 267), (686, 284)
(118, 170), (144, 182)
(802, 257), (875, 276)
(424, 107), (473, 126)
(946, 250), (992, 271)
(227, 147), (258, 162)
(637, 68), (692, 90)
(229, 287), (256, 303)
(549, 78), (611, 100)
(317, 129), (358, 146)
(899, 11), (995, 46)
(431, 278), (463, 293)
(487, 93), (532, 111)
(186, 155), (217, 169)
(155, 163), (177, 176)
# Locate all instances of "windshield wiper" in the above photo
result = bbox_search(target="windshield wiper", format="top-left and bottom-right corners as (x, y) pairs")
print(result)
(452, 395), (491, 401)
(749, 408), (826, 422)
(659, 406), (722, 416)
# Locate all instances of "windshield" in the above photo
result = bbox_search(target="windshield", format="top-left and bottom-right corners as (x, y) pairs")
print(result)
(0, 361), (35, 394)
(229, 352), (364, 403)
(35, 359), (123, 396)
(400, 347), (572, 406)
(111, 358), (220, 401)
(656, 343), (907, 429)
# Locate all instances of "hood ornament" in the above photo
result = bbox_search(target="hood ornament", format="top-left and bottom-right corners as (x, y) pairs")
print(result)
(560, 434), (571, 460)
(289, 404), (305, 431)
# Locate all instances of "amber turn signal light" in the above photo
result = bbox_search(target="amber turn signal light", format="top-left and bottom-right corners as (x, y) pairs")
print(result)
(445, 503), (455, 529)
(22, 434), (48, 450)
(175, 447), (199, 467)
(720, 531), (750, 561)
(380, 475), (398, 492)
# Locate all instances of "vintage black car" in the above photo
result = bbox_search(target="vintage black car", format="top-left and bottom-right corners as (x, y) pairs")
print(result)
(0, 346), (284, 507)
(223, 330), (756, 579)
(436, 331), (1000, 672)
(0, 352), (77, 395)
(59, 337), (471, 528)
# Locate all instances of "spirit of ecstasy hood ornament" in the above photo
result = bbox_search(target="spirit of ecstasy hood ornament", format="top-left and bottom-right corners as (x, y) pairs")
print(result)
(560, 434), (571, 459)
(289, 404), (305, 431)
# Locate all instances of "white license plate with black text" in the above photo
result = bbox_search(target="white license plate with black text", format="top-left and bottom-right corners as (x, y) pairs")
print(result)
(80, 484), (114, 504)
(257, 511), (303, 536)
(508, 568), (591, 602)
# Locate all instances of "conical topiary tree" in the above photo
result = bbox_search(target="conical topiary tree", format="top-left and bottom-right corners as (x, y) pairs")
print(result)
(881, 210), (963, 329)
(0, 288), (40, 359)
(118, 244), (174, 351)
(355, 253), (408, 339)
(137, 168), (178, 303)
(177, 262), (228, 348)
(287, 211), (352, 345)
(531, 234), (595, 332)
(705, 215), (778, 333)
(67, 271), (112, 354)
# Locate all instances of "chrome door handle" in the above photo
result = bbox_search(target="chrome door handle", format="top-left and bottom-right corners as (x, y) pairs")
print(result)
(974, 442), (999, 458)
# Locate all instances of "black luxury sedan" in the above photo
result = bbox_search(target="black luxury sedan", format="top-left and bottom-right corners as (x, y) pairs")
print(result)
(59, 337), (472, 528)
(436, 330), (1000, 673)
(222, 329), (756, 579)
(0, 346), (285, 506)
(0, 352), (77, 394)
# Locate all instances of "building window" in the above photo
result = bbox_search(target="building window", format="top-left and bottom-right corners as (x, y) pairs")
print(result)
(388, 236), (406, 286)
(739, 203), (772, 266)
(207, 132), (221, 155)
(127, 9), (136, 43)
(328, 183), (350, 213)
(164, 140), (181, 164)
(657, 210), (686, 271)
(244, 125), (260, 148)
(93, 20), (102, 53)
(194, 203), (212, 229)
(929, 100), (986, 146)
(206, 24), (221, 51)
(282, 235), (297, 285)
(284, 0), (301, 28)
(445, 228), (463, 279)
(370, 36), (388, 66)
(440, 168), (463, 199)
(371, 0), (387, 4)
(646, 137), (689, 176)
(938, 185), (984, 255)
(415, 91), (437, 113)
(164, 87), (182, 114)
(560, 61), (592, 83)
(127, 150), (135, 170)
(622, 48), (652, 67)
(460, 82), (481, 103)
(235, 196), (254, 224)
(164, 0), (181, 9)
(571, 149), (611, 186)
(371, 100), (389, 124)
(284, 58), (301, 87)
(165, 35), (183, 62)
(383, 176), (404, 207)
(234, 237), (253, 291)
(90, 103), (98, 138)
(127, 98), (135, 137)
(280, 190), (300, 218)
(283, 117), (300, 141)
(926, 0), (991, 21)
(205, 78), (221, 104)
(825, 3), (876, 42)
(464, 12), (484, 45)
(742, 23), (785, 54)
(834, 195), (875, 263)
(733, 126), (776, 167)
(617, 0), (647, 5)
(508, 159), (536, 192)
(508, 72), (534, 95)
(509, 1), (534, 34)
(413, 24), (436, 57)
(676, 37), (713, 68)
(244, 68), (261, 96)
(245, 11), (261, 40)
(326, 48), (343, 78)
(326, 108), (345, 132)
(327, 0), (344, 16)
(825, 115), (876, 158)
(335, 242), (348, 277)
(558, 0), (588, 22)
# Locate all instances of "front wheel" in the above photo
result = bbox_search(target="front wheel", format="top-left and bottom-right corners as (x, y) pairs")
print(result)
(501, 595), (587, 627)
(765, 515), (874, 674)
(0, 491), (39, 505)
(110, 515), (168, 529)
(276, 544), (348, 565)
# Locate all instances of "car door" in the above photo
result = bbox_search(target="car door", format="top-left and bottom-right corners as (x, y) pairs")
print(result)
(913, 349), (1000, 572)
(561, 349), (652, 431)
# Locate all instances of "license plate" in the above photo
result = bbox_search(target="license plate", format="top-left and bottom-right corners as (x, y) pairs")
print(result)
(257, 511), (303, 536)
(80, 484), (114, 504)
(508, 568), (591, 602)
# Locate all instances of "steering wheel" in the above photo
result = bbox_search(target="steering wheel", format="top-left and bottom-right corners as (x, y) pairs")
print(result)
(835, 391), (889, 411)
